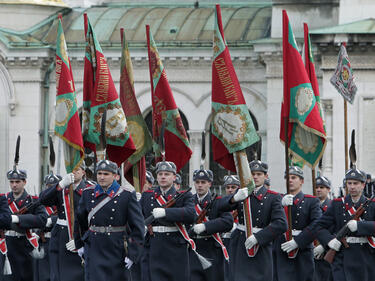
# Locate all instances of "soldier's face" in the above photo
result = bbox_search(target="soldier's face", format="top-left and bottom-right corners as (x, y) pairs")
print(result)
(316, 185), (329, 200)
(194, 180), (211, 196)
(251, 171), (267, 187)
(97, 171), (116, 188)
(225, 184), (239, 195)
(157, 171), (176, 189)
(288, 175), (303, 193)
(347, 180), (365, 198)
(73, 167), (85, 184)
(9, 179), (26, 196)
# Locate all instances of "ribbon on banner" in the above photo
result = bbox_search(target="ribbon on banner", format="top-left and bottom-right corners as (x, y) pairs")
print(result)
(283, 205), (298, 258)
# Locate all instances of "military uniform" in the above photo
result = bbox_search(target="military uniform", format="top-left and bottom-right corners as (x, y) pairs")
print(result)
(0, 194), (11, 280)
(189, 169), (233, 281)
(274, 191), (321, 281)
(39, 177), (91, 281)
(315, 168), (375, 281)
(76, 160), (145, 281)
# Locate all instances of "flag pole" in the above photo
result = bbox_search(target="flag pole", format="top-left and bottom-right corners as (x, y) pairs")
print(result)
(342, 42), (349, 195)
(284, 117), (292, 241)
(312, 168), (317, 196)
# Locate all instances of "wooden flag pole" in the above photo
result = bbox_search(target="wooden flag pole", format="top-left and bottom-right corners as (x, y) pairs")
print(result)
(284, 117), (293, 241)
(312, 168), (317, 196)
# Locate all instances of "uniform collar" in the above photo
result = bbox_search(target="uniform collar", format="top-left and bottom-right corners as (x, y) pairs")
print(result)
(195, 192), (211, 207)
(94, 181), (120, 198)
(154, 186), (177, 201)
(345, 194), (366, 210)
(8, 190), (28, 207)
(293, 191), (304, 205)
(254, 186), (267, 201)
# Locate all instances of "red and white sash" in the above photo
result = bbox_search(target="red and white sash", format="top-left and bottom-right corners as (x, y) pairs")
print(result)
(8, 201), (39, 249)
(342, 198), (375, 248)
(194, 204), (229, 261)
(243, 197), (259, 257)
(283, 206), (298, 259)
(62, 189), (73, 240)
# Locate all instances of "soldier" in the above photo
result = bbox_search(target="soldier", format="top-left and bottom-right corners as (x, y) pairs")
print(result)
(218, 160), (288, 281)
(33, 174), (60, 281)
(140, 161), (196, 281)
(143, 171), (154, 192)
(3, 168), (47, 281)
(364, 173), (373, 198)
(316, 168), (375, 281)
(0, 191), (12, 278)
(174, 174), (182, 191)
(189, 169), (233, 281)
(39, 163), (91, 281)
(221, 175), (240, 281)
(313, 176), (333, 281)
(76, 160), (144, 281)
(274, 166), (322, 281)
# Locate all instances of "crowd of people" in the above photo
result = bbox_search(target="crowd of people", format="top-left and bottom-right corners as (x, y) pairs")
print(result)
(0, 158), (374, 281)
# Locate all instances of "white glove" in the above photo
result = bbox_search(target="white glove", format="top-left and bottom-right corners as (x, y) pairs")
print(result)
(233, 188), (249, 202)
(193, 223), (206, 235)
(328, 238), (341, 251)
(313, 244), (325, 259)
(77, 247), (84, 258)
(11, 215), (19, 223)
(244, 235), (258, 250)
(65, 240), (76, 252)
(124, 257), (133, 269)
(46, 218), (53, 227)
(347, 220), (358, 232)
(152, 208), (166, 219)
(59, 173), (74, 188)
(281, 239), (298, 253)
(136, 192), (142, 201)
(281, 194), (294, 206)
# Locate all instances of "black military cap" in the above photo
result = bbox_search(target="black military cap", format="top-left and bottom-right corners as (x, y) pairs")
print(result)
(96, 160), (118, 174)
(155, 161), (176, 174)
(146, 171), (154, 184)
(7, 169), (27, 180)
(367, 173), (372, 180)
(315, 176), (331, 189)
(193, 169), (213, 182)
(345, 167), (366, 183)
(285, 166), (304, 179)
(223, 175), (240, 187)
(249, 160), (268, 173)
(44, 173), (62, 186)
(175, 174), (182, 185)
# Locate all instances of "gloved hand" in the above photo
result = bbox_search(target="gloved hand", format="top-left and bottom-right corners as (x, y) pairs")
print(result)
(328, 238), (341, 251)
(152, 208), (166, 219)
(244, 235), (258, 250)
(193, 223), (206, 235)
(65, 240), (76, 252)
(281, 239), (298, 253)
(125, 257), (133, 269)
(347, 220), (358, 232)
(77, 247), (84, 258)
(59, 173), (74, 189)
(46, 217), (53, 227)
(281, 194), (294, 206)
(313, 244), (325, 259)
(11, 215), (19, 223)
(233, 188), (249, 202)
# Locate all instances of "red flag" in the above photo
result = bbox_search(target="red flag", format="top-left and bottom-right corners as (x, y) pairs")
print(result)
(211, 5), (259, 172)
(146, 25), (192, 172)
(82, 14), (135, 166)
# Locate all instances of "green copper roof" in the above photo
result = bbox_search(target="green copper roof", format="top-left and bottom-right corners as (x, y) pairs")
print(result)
(0, 2), (272, 49)
(311, 18), (375, 34)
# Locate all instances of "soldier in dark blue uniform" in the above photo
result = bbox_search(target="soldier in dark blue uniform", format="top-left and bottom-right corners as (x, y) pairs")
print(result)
(0, 192), (12, 279)
(140, 161), (196, 281)
(221, 176), (240, 281)
(33, 174), (61, 281)
(76, 160), (144, 281)
(274, 166), (322, 281)
(189, 168), (233, 281)
(316, 168), (375, 281)
(2, 169), (47, 281)
(218, 160), (287, 281)
(313, 176), (333, 281)
(39, 164), (90, 281)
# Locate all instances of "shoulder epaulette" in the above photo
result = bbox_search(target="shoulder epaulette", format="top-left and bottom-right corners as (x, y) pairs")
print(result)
(122, 185), (135, 193)
(85, 180), (96, 187)
(83, 186), (95, 191)
(32, 195), (39, 200)
(216, 196), (222, 199)
(0, 193), (5, 197)
(267, 190), (279, 195)
(333, 198), (342, 202)
(304, 194), (316, 198)
(144, 189), (153, 193)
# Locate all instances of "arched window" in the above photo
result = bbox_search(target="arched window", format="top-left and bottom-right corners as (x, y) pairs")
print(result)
(144, 109), (190, 187)
(209, 110), (261, 194)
